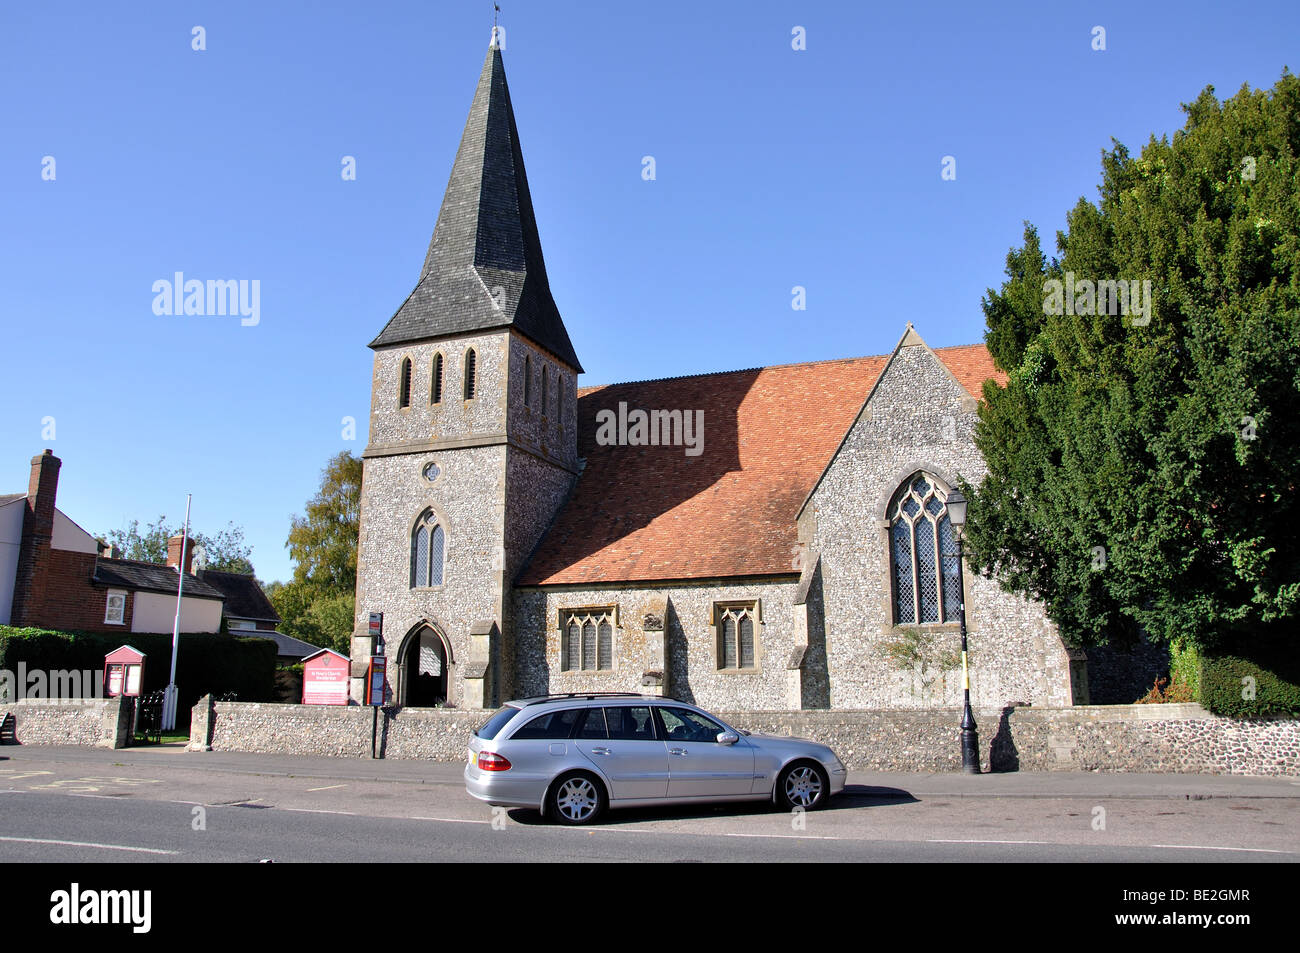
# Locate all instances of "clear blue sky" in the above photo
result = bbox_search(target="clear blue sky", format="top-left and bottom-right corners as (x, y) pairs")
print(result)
(1, 1), (1294, 584)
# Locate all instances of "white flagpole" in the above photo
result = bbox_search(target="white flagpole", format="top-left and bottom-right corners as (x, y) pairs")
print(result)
(162, 493), (191, 731)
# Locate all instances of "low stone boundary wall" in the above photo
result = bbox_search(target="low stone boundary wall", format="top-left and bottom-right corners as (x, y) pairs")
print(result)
(189, 696), (481, 761)
(0, 697), (132, 749)
(187, 697), (1299, 776)
(716, 704), (1299, 776)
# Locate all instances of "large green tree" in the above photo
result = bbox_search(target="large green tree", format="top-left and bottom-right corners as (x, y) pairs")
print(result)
(966, 71), (1300, 654)
(270, 451), (363, 655)
(102, 517), (256, 576)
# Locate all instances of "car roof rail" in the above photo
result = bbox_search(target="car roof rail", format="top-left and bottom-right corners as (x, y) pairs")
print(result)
(516, 692), (654, 707)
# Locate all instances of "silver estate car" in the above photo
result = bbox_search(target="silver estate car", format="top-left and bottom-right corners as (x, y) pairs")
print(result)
(464, 693), (847, 824)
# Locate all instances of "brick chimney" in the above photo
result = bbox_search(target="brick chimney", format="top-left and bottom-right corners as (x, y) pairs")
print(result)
(27, 449), (60, 534)
(10, 450), (61, 625)
(166, 533), (195, 575)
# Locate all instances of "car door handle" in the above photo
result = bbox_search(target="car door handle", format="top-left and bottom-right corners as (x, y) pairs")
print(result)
(669, 748), (687, 756)
(589, 747), (611, 755)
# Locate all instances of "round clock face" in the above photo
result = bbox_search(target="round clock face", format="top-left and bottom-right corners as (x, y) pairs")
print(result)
(423, 462), (441, 482)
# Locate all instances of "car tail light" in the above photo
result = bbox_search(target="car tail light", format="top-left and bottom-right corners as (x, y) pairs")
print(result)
(477, 751), (512, 771)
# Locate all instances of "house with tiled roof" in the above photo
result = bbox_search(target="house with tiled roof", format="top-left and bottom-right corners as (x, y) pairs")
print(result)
(350, 38), (1077, 711)
(2, 451), (224, 634)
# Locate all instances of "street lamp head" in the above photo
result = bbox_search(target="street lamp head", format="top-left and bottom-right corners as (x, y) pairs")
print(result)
(946, 487), (968, 528)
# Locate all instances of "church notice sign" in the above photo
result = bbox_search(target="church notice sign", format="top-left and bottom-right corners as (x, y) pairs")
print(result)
(302, 650), (350, 705)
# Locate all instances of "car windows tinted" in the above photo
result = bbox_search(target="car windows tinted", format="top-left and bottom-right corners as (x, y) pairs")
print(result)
(475, 706), (521, 740)
(576, 708), (608, 739)
(605, 706), (656, 741)
(659, 707), (724, 743)
(509, 707), (583, 740)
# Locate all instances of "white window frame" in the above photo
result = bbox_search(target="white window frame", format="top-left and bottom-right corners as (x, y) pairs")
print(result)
(105, 590), (127, 625)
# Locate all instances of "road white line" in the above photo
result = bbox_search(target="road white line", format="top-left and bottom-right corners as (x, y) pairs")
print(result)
(284, 808), (356, 816)
(1151, 843), (1290, 854)
(0, 835), (178, 855)
(306, 784), (347, 792)
(410, 816), (491, 825)
(929, 839), (1051, 845)
(67, 793), (124, 800)
(713, 831), (840, 841)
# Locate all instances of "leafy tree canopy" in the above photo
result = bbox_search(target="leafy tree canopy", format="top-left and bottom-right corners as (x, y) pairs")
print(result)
(101, 517), (255, 576)
(286, 451), (363, 594)
(270, 451), (362, 655)
(966, 70), (1300, 654)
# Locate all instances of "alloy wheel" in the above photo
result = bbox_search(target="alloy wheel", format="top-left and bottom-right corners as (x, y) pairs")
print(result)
(784, 765), (824, 808)
(557, 777), (599, 822)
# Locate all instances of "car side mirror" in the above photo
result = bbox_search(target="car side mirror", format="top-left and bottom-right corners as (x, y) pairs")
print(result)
(717, 732), (739, 746)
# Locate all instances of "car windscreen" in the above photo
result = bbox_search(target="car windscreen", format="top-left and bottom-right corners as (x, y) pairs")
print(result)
(475, 705), (521, 740)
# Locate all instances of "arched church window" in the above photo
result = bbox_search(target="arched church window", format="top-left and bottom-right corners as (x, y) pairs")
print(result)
(399, 358), (413, 408)
(431, 353), (444, 404)
(714, 602), (758, 670)
(464, 349), (477, 400)
(888, 473), (962, 625)
(410, 511), (446, 588)
(541, 365), (549, 416)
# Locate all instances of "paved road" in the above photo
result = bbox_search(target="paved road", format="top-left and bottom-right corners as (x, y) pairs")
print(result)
(1, 745), (1297, 863)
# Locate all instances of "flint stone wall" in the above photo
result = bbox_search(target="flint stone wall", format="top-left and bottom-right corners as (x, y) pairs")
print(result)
(513, 579), (799, 711)
(806, 343), (1075, 710)
(187, 699), (1299, 775)
(720, 703), (1300, 776)
(0, 697), (131, 748)
(192, 699), (481, 761)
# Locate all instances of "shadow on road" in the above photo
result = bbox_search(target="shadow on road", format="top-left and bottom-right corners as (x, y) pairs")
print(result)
(506, 784), (920, 827)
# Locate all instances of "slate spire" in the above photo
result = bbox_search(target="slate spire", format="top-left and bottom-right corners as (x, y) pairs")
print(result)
(370, 44), (582, 372)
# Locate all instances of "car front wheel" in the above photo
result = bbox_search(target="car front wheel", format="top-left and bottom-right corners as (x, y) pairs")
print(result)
(548, 771), (606, 826)
(776, 761), (830, 811)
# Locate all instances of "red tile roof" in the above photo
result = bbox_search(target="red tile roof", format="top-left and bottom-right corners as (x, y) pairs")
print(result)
(518, 344), (1004, 586)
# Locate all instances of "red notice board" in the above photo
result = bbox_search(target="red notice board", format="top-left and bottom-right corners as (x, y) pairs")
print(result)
(301, 650), (350, 705)
(103, 645), (146, 698)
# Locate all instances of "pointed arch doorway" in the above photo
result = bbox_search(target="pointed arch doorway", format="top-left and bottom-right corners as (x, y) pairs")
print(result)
(398, 623), (453, 707)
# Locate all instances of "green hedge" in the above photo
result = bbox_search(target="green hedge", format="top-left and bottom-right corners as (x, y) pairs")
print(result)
(1199, 654), (1300, 718)
(1176, 636), (1300, 718)
(0, 625), (277, 726)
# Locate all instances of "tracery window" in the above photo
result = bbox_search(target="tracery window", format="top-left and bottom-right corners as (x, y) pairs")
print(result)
(889, 473), (962, 624)
(561, 607), (615, 671)
(410, 510), (446, 588)
(714, 602), (758, 670)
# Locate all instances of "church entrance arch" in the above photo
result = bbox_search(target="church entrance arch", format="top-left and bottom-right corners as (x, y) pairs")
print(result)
(397, 623), (453, 707)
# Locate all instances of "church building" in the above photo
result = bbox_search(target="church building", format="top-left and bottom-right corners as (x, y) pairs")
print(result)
(350, 39), (1079, 712)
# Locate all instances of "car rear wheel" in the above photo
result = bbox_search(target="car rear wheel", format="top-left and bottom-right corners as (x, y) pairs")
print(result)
(548, 771), (606, 826)
(776, 761), (830, 811)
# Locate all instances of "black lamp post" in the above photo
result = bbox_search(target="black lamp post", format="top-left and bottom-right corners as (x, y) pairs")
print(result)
(944, 488), (980, 774)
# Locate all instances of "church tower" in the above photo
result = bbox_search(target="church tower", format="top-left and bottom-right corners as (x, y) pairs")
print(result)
(352, 36), (582, 709)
